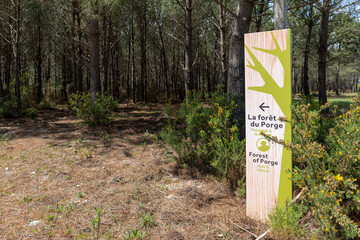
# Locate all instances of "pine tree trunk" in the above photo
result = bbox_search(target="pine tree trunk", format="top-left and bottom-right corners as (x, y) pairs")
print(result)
(139, 1), (147, 102)
(227, 1), (254, 130)
(318, 5), (329, 105)
(218, 0), (227, 89)
(14, 0), (22, 110)
(274, 0), (287, 29)
(89, 17), (100, 104)
(303, 4), (313, 97)
(36, 18), (43, 104)
(131, 16), (136, 103)
(184, 0), (193, 94)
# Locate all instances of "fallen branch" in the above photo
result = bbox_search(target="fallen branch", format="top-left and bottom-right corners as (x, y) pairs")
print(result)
(228, 218), (258, 239)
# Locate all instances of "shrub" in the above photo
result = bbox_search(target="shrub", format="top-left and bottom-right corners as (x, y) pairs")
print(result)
(21, 108), (37, 117)
(0, 98), (17, 118)
(69, 92), (117, 126)
(268, 203), (309, 239)
(161, 86), (245, 189)
(266, 94), (360, 239)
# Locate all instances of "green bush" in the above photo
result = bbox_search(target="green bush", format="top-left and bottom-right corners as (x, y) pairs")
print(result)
(161, 86), (245, 189)
(69, 92), (117, 126)
(268, 203), (309, 239)
(267, 95), (360, 239)
(21, 108), (37, 117)
(0, 98), (17, 118)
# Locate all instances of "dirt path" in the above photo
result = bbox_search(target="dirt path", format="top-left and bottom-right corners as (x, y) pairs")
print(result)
(0, 105), (267, 240)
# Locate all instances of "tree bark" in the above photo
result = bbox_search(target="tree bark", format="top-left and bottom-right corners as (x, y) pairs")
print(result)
(131, 16), (136, 103)
(184, 0), (194, 94)
(35, 16), (43, 104)
(139, 1), (147, 102)
(89, 17), (101, 104)
(71, 0), (78, 93)
(274, 0), (287, 30)
(318, 4), (329, 105)
(0, 38), (4, 98)
(218, 0), (227, 89)
(255, 0), (265, 32)
(158, 23), (169, 101)
(14, 0), (22, 110)
(227, 0), (254, 129)
(302, 4), (313, 97)
(76, 1), (83, 93)
(335, 58), (341, 96)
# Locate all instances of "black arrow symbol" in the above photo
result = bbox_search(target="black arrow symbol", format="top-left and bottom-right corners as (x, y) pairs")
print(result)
(259, 102), (270, 112)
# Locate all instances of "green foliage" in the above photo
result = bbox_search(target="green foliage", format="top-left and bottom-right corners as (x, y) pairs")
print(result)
(268, 203), (308, 239)
(69, 92), (117, 126)
(161, 86), (245, 189)
(21, 108), (37, 117)
(90, 206), (105, 240)
(0, 98), (17, 118)
(123, 229), (146, 240)
(271, 95), (360, 239)
(140, 213), (157, 229)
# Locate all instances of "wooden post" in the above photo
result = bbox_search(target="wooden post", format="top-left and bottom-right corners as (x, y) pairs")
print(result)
(245, 29), (292, 221)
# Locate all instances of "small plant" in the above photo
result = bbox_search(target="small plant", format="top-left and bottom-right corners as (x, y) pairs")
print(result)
(65, 227), (71, 235)
(90, 206), (105, 240)
(69, 92), (117, 126)
(21, 108), (37, 117)
(78, 192), (84, 198)
(56, 204), (64, 213)
(46, 215), (55, 223)
(1, 133), (11, 143)
(267, 204), (308, 239)
(101, 132), (111, 145)
(23, 196), (30, 203)
(123, 229), (146, 240)
(140, 213), (157, 229)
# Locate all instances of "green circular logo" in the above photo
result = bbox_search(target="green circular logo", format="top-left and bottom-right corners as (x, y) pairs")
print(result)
(256, 138), (270, 152)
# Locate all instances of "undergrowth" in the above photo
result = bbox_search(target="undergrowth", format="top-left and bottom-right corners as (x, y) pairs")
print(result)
(161, 86), (245, 190)
(69, 92), (117, 126)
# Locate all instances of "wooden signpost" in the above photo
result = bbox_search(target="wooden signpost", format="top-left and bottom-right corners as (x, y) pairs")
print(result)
(245, 29), (292, 220)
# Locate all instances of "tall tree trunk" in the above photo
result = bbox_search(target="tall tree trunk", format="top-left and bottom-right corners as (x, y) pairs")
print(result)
(76, 2), (83, 93)
(303, 3), (313, 97)
(274, 0), (287, 29)
(89, 14), (100, 104)
(14, 0), (21, 110)
(0, 39), (4, 99)
(36, 17), (43, 104)
(4, 39), (11, 97)
(139, 1), (147, 102)
(127, 35), (131, 99)
(46, 50), (51, 97)
(227, 0), (254, 129)
(131, 16), (136, 103)
(335, 57), (341, 96)
(218, 0), (227, 89)
(318, 4), (329, 105)
(255, 0), (265, 32)
(102, 7), (109, 93)
(158, 23), (169, 101)
(184, 0), (193, 94)
(71, 0), (78, 93)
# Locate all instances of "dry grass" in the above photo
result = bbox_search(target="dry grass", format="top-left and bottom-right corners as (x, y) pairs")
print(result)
(0, 104), (268, 239)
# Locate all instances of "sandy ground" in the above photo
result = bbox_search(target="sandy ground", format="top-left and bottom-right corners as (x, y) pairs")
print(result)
(0, 104), (267, 240)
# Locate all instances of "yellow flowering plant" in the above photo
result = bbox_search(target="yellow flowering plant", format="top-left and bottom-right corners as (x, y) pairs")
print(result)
(160, 86), (245, 189)
(279, 94), (360, 239)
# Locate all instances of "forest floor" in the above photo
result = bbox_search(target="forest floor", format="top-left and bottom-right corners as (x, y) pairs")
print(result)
(0, 104), (268, 240)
